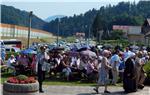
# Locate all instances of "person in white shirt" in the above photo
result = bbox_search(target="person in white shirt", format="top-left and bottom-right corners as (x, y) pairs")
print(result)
(123, 47), (132, 62)
(70, 54), (80, 72)
(70, 56), (77, 67)
(110, 50), (120, 85)
(7, 55), (16, 73)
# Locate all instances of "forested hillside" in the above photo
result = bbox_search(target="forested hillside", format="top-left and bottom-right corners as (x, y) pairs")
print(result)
(92, 1), (150, 39)
(1, 5), (48, 31)
(47, 1), (150, 38)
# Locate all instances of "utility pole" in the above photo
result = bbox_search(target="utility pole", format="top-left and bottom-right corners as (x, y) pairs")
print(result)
(99, 30), (103, 44)
(88, 26), (90, 45)
(57, 18), (60, 47)
(96, 28), (98, 44)
(85, 25), (88, 45)
(27, 11), (33, 48)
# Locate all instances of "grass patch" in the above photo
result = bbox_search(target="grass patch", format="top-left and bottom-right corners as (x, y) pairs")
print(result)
(1, 70), (123, 87)
(44, 80), (96, 86)
(43, 78), (96, 86)
(1, 72), (95, 86)
(1, 70), (14, 83)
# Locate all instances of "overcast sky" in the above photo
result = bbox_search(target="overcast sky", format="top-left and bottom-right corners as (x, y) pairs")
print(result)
(2, 0), (140, 20)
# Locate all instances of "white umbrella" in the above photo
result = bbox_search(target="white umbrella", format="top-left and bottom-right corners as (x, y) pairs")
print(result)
(81, 50), (97, 58)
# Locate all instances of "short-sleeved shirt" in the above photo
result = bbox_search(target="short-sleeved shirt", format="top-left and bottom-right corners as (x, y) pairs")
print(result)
(110, 54), (120, 68)
(7, 58), (16, 67)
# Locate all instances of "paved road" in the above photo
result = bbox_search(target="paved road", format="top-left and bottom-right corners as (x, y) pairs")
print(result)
(39, 85), (150, 95)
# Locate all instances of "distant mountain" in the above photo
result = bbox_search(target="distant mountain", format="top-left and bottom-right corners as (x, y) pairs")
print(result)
(45, 15), (66, 22)
(1, 5), (48, 32)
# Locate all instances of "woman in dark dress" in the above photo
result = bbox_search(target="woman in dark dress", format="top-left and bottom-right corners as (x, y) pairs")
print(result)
(123, 57), (137, 93)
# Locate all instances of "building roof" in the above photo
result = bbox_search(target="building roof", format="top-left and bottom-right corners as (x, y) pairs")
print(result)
(113, 25), (129, 30)
(75, 32), (85, 36)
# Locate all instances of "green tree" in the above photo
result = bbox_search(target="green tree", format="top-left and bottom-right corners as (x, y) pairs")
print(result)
(110, 30), (125, 40)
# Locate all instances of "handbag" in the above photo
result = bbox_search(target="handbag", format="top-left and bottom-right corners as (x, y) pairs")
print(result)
(42, 61), (50, 72)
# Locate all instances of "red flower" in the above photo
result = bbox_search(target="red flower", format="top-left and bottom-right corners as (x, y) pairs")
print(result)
(7, 76), (36, 84)
(20, 81), (25, 84)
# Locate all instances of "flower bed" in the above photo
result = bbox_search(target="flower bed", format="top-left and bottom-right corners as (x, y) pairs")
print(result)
(3, 75), (39, 95)
(7, 75), (36, 84)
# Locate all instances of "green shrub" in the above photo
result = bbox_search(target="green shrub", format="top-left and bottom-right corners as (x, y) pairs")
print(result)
(5, 52), (19, 60)
(144, 61), (150, 78)
(144, 61), (150, 85)
(16, 75), (28, 81)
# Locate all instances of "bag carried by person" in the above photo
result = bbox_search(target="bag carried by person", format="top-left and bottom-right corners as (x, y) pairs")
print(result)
(42, 61), (50, 72)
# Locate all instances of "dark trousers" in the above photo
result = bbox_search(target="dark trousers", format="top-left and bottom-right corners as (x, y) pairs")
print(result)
(39, 80), (43, 91)
(37, 63), (46, 92)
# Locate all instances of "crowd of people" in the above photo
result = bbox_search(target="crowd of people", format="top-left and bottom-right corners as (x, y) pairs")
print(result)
(1, 44), (150, 93)
(93, 47), (149, 93)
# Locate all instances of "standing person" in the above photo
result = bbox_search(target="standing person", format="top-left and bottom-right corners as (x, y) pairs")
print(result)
(123, 47), (131, 62)
(1, 48), (6, 62)
(135, 51), (146, 89)
(93, 50), (112, 94)
(36, 46), (49, 93)
(110, 50), (120, 85)
(118, 52), (125, 82)
(123, 53), (137, 93)
(31, 54), (37, 75)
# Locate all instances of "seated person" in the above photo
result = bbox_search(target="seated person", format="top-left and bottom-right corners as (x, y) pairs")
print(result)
(17, 54), (29, 67)
(6, 55), (16, 74)
(86, 58), (98, 81)
(78, 56), (88, 78)
(61, 54), (72, 81)
(48, 53), (60, 76)
(15, 61), (26, 75)
(70, 55), (80, 72)
(16, 54), (31, 75)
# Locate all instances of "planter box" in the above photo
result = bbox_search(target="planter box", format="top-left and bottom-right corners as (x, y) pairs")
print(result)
(3, 81), (39, 95)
